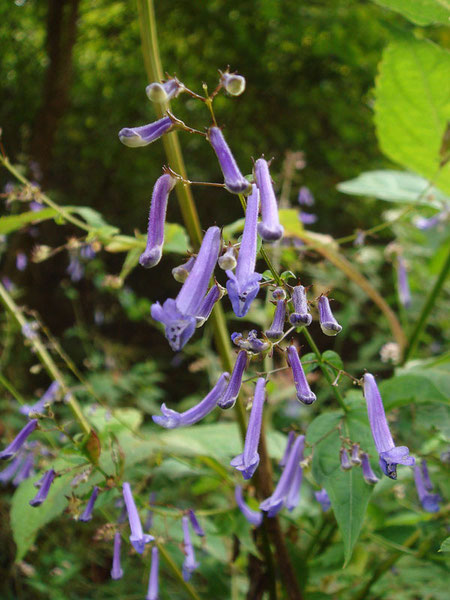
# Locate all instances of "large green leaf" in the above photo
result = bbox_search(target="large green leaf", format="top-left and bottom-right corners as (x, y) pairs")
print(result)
(0, 207), (69, 234)
(373, 0), (450, 26)
(375, 36), (450, 194)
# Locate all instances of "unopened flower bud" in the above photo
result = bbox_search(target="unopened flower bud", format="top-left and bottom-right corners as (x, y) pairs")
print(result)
(172, 256), (196, 283)
(221, 72), (246, 96)
(218, 244), (237, 270)
(146, 78), (184, 103)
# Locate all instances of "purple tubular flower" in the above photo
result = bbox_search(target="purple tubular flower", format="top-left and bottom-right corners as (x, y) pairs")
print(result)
(119, 116), (173, 148)
(122, 482), (154, 553)
(396, 256), (411, 309)
(221, 72), (246, 96)
(153, 372), (229, 428)
(67, 256), (84, 282)
(188, 509), (205, 537)
(139, 174), (177, 269)
(79, 244), (96, 260)
(340, 448), (352, 471)
(299, 212), (317, 225)
(146, 77), (184, 102)
(218, 244), (237, 270)
(351, 443), (361, 465)
(12, 453), (34, 486)
(151, 226), (221, 351)
(16, 252), (27, 271)
(414, 464), (441, 513)
(265, 300), (286, 340)
(146, 546), (159, 600)
(207, 126), (251, 194)
(318, 295), (342, 336)
(231, 330), (269, 353)
(226, 186), (262, 317)
(111, 532), (124, 580)
(29, 469), (56, 507)
(79, 486), (99, 522)
(0, 452), (25, 484)
(420, 459), (433, 492)
(260, 434), (304, 517)
(230, 378), (266, 479)
(217, 351), (247, 410)
(182, 515), (199, 581)
(254, 158), (284, 242)
(195, 283), (225, 327)
(272, 287), (286, 300)
(361, 453), (379, 485)
(172, 256), (196, 283)
(364, 373), (414, 479)
(286, 346), (316, 405)
(279, 431), (296, 468)
(289, 285), (312, 326)
(298, 186), (315, 206)
(0, 419), (38, 460)
(285, 437), (305, 511)
(20, 381), (60, 416)
(235, 486), (263, 527)
(315, 488), (331, 512)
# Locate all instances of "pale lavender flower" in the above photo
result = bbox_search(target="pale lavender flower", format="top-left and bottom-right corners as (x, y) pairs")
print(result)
(172, 256), (196, 283)
(122, 482), (154, 553)
(286, 345), (316, 405)
(354, 230), (366, 247)
(230, 378), (266, 479)
(265, 300), (286, 340)
(226, 185), (262, 317)
(151, 226), (221, 350)
(298, 186), (315, 206)
(396, 256), (411, 309)
(0, 419), (38, 460)
(221, 72), (246, 96)
(16, 252), (27, 271)
(119, 117), (173, 148)
(139, 174), (177, 268)
(153, 372), (229, 428)
(351, 443), (361, 465)
(0, 452), (25, 484)
(12, 453), (34, 486)
(207, 126), (250, 194)
(299, 211), (317, 225)
(218, 244), (237, 270)
(1, 277), (14, 292)
(254, 158), (284, 242)
(30, 200), (44, 212)
(289, 285), (312, 326)
(318, 295), (342, 336)
(231, 330), (269, 353)
(340, 448), (352, 471)
(235, 486), (263, 527)
(217, 350), (247, 410)
(79, 486), (99, 522)
(111, 532), (124, 580)
(146, 77), (184, 102)
(29, 469), (56, 506)
(415, 208), (449, 230)
(279, 431), (295, 468)
(364, 373), (414, 479)
(146, 545), (159, 600)
(285, 436), (305, 511)
(182, 515), (199, 581)
(188, 509), (205, 537)
(315, 488), (331, 512)
(20, 381), (60, 416)
(420, 459), (433, 492)
(195, 283), (225, 327)
(21, 321), (38, 340)
(361, 453), (379, 485)
(414, 464), (441, 513)
(67, 255), (84, 282)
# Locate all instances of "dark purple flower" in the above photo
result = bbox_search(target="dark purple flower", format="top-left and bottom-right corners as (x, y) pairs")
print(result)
(414, 463), (441, 513)
(29, 469), (56, 507)
(195, 283), (225, 327)
(340, 448), (352, 471)
(0, 419), (38, 460)
(188, 509), (205, 537)
(122, 482), (154, 553)
(265, 300), (286, 340)
(286, 345), (316, 405)
(0, 452), (25, 484)
(153, 372), (229, 428)
(79, 486), (99, 522)
(146, 77), (184, 102)
(172, 256), (196, 283)
(111, 532), (124, 580)
(230, 378), (266, 479)
(207, 127), (250, 194)
(12, 453), (35, 486)
(315, 488), (331, 511)
(235, 485), (263, 527)
(289, 285), (312, 326)
(16, 252), (27, 271)
(146, 545), (159, 600)
(217, 350), (247, 410)
(361, 452), (379, 485)
(139, 174), (177, 269)
(182, 515), (199, 581)
(226, 185), (262, 317)
(364, 374), (414, 479)
(298, 186), (315, 206)
(318, 295), (342, 336)
(119, 117), (173, 148)
(20, 381), (60, 416)
(79, 244), (96, 260)
(396, 256), (411, 309)
(254, 158), (284, 242)
(221, 72), (246, 96)
(279, 431), (295, 468)
(299, 212), (317, 225)
(218, 244), (237, 270)
(231, 330), (269, 353)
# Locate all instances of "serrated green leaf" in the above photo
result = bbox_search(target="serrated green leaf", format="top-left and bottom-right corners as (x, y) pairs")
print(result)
(373, 0), (450, 26)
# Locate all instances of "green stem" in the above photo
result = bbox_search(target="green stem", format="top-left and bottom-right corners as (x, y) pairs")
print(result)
(403, 245), (450, 363)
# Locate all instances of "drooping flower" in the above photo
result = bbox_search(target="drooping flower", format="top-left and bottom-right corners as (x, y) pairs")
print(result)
(315, 488), (331, 512)
(79, 485), (99, 522)
(415, 208), (449, 230)
(254, 158), (284, 242)
(235, 485), (263, 527)
(221, 72), (246, 96)
(146, 77), (184, 103)
(146, 546), (159, 600)
(172, 256), (196, 283)
(207, 126), (251, 194)
(29, 469), (56, 507)
(218, 244), (237, 271)
(363, 373), (414, 479)
(272, 287), (286, 300)
(318, 295), (342, 336)
(0, 452), (25, 484)
(265, 300), (286, 340)
(414, 463), (441, 513)
(289, 285), (312, 326)
(111, 532), (124, 580)
(139, 174), (177, 269)
(279, 431), (295, 468)
(12, 452), (35, 486)
(20, 381), (60, 416)
(351, 443), (361, 465)
(420, 459), (433, 492)
(340, 448), (352, 471)
(231, 330), (270, 353)
(217, 350), (247, 409)
(299, 211), (317, 225)
(119, 117), (173, 148)
(153, 372), (229, 428)
(226, 185), (262, 317)
(195, 283), (225, 327)
(144, 492), (156, 531)
(67, 254), (84, 282)
(0, 419), (38, 460)
(396, 256), (411, 309)
(285, 436), (305, 511)
(286, 345), (316, 405)
(230, 378), (266, 479)
(151, 226), (221, 351)
(181, 515), (199, 581)
(188, 509), (205, 537)
(16, 252), (27, 271)
(361, 452), (379, 485)
(122, 482), (154, 553)
(298, 186), (315, 206)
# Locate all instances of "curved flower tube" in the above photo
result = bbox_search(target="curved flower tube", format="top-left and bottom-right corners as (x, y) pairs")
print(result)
(119, 117), (173, 147)
(207, 127), (251, 194)
(286, 346), (316, 405)
(254, 158), (284, 242)
(235, 485), (263, 527)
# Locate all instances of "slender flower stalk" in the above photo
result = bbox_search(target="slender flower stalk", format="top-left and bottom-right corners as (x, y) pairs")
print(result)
(122, 482), (154, 553)
(0, 419), (38, 460)
(119, 116), (173, 147)
(146, 546), (160, 600)
(221, 72), (246, 96)
(139, 174), (177, 268)
(279, 431), (295, 468)
(153, 372), (229, 428)
(111, 532), (124, 580)
(217, 351), (247, 409)
(340, 448), (352, 471)
(207, 127), (251, 194)
(265, 300), (286, 340)
(289, 285), (312, 326)
(226, 185), (262, 317)
(286, 346), (316, 405)
(172, 256), (196, 283)
(20, 381), (60, 416)
(188, 509), (205, 537)
(254, 158), (284, 242)
(363, 374), (414, 479)
(195, 283), (225, 327)
(315, 488), (331, 511)
(146, 77), (184, 102)
(318, 295), (342, 336)
(235, 485), (263, 527)
(361, 453), (379, 485)
(29, 469), (56, 507)
(230, 378), (266, 479)
(181, 515), (199, 581)
(414, 464), (441, 513)
(396, 256), (411, 309)
(79, 486), (99, 522)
